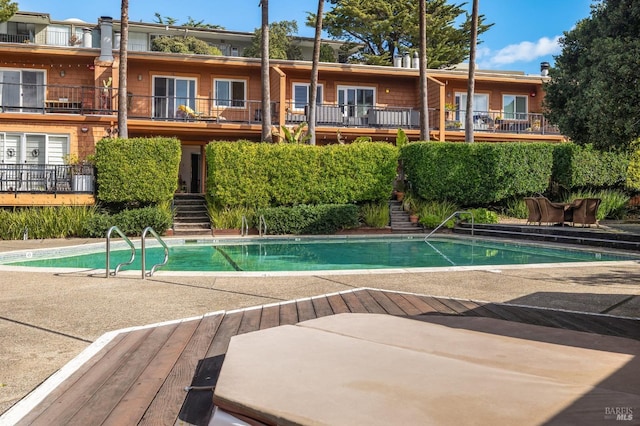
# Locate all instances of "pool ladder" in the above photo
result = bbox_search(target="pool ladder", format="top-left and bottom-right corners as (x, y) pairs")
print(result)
(240, 215), (267, 236)
(105, 225), (169, 279)
(424, 210), (474, 241)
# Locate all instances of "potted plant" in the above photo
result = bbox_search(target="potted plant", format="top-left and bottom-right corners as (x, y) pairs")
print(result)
(65, 154), (95, 192)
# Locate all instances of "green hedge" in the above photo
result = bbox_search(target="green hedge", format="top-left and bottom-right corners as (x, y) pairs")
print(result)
(206, 141), (398, 208)
(95, 137), (181, 204)
(625, 146), (640, 191)
(258, 204), (359, 234)
(553, 144), (628, 189)
(83, 205), (173, 237)
(400, 142), (554, 205)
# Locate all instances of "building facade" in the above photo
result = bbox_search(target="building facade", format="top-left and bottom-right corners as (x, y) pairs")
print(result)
(0, 11), (564, 205)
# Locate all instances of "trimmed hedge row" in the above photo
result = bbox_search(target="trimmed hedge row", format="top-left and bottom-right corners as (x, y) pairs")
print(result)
(400, 142), (631, 205)
(83, 205), (173, 237)
(400, 142), (555, 205)
(553, 144), (629, 189)
(206, 141), (398, 207)
(625, 146), (640, 191)
(258, 204), (359, 235)
(95, 137), (181, 204)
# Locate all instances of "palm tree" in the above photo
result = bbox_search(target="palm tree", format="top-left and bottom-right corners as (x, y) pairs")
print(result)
(418, 0), (428, 141)
(260, 0), (273, 142)
(464, 0), (479, 143)
(307, 0), (324, 146)
(117, 0), (129, 138)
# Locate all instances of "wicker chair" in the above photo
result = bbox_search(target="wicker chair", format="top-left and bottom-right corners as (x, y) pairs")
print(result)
(524, 197), (541, 225)
(571, 198), (601, 227)
(537, 197), (571, 225)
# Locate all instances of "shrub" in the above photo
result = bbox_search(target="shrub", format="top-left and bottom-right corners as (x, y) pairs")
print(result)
(627, 145), (640, 191)
(0, 206), (98, 240)
(417, 200), (459, 229)
(83, 205), (173, 237)
(460, 208), (499, 224)
(553, 144), (629, 190)
(207, 205), (256, 229)
(565, 189), (629, 220)
(359, 202), (390, 228)
(401, 142), (554, 205)
(206, 141), (398, 208)
(95, 137), (181, 205)
(258, 204), (359, 234)
(502, 197), (529, 219)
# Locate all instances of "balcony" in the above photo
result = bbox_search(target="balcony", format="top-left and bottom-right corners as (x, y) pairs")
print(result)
(0, 82), (561, 136)
(0, 164), (95, 195)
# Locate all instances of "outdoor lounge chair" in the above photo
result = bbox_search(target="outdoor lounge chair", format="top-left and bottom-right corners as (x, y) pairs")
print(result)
(571, 198), (601, 227)
(524, 197), (542, 225)
(536, 197), (572, 225)
(177, 104), (202, 120)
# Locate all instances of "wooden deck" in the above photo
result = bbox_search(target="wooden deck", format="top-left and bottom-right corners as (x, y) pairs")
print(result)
(11, 288), (640, 426)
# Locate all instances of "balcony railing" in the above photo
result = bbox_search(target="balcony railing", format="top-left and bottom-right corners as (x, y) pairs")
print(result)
(0, 82), (560, 135)
(0, 164), (95, 194)
(442, 110), (560, 135)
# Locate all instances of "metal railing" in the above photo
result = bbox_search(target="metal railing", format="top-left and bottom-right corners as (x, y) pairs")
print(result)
(106, 226), (136, 278)
(141, 226), (169, 279)
(0, 81), (561, 135)
(442, 110), (560, 135)
(425, 210), (474, 241)
(0, 163), (95, 194)
(258, 215), (267, 237)
(241, 215), (249, 236)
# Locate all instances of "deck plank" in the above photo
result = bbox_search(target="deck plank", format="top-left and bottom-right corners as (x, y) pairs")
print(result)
(296, 298), (317, 322)
(102, 319), (201, 425)
(325, 293), (351, 314)
(352, 289), (387, 314)
(434, 297), (479, 315)
(237, 308), (263, 336)
(366, 290), (407, 316)
(260, 304), (281, 330)
(417, 295), (458, 315)
(66, 324), (179, 426)
(311, 296), (335, 318)
(378, 291), (424, 316)
(279, 301), (299, 325)
(14, 333), (128, 426)
(179, 311), (244, 426)
(139, 314), (224, 426)
(339, 290), (369, 313)
(399, 293), (441, 315)
(21, 328), (154, 426)
(454, 299), (505, 319)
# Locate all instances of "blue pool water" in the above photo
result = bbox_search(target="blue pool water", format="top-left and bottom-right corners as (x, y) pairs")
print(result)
(3, 237), (637, 272)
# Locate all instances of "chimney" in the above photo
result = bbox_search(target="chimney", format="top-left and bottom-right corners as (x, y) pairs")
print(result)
(393, 55), (402, 68)
(540, 61), (550, 77)
(403, 52), (410, 68)
(412, 51), (419, 69)
(82, 27), (92, 48)
(98, 16), (114, 62)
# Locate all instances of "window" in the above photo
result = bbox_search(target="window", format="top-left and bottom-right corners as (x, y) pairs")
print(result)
(503, 95), (528, 120)
(153, 76), (197, 119)
(0, 133), (69, 165)
(0, 69), (45, 112)
(292, 83), (323, 111)
(337, 86), (375, 119)
(215, 79), (246, 108)
(454, 92), (489, 129)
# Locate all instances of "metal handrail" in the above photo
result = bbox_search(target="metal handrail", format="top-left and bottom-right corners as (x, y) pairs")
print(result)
(258, 215), (267, 237)
(424, 210), (474, 241)
(241, 215), (249, 236)
(106, 225), (135, 278)
(141, 226), (169, 279)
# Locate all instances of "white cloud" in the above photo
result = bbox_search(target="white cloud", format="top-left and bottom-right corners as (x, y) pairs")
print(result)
(489, 36), (562, 66)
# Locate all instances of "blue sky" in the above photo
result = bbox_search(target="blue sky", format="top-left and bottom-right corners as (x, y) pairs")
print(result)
(16, 0), (594, 75)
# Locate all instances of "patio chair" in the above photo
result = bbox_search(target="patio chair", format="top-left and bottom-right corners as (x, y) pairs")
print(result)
(177, 104), (202, 120)
(571, 198), (601, 227)
(536, 197), (572, 226)
(524, 197), (541, 225)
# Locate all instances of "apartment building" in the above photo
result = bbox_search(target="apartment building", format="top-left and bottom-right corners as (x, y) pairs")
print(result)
(0, 11), (563, 205)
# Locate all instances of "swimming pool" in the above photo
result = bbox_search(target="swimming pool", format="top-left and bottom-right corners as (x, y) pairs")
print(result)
(1, 236), (637, 274)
